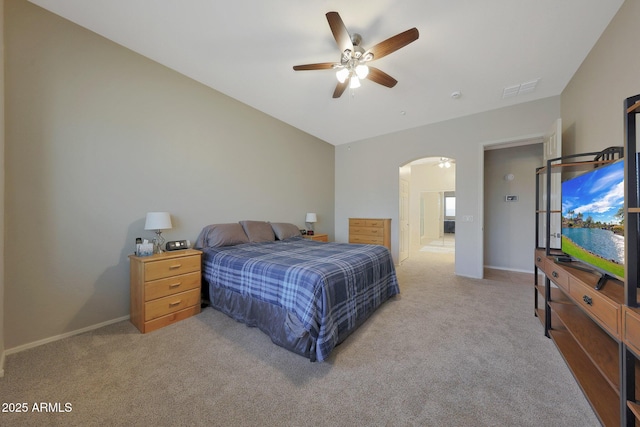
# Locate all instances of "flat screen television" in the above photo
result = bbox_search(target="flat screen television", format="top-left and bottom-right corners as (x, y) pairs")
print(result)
(560, 159), (625, 283)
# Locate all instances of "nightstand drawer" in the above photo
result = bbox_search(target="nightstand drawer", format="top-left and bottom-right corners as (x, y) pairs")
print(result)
(144, 288), (200, 321)
(304, 234), (328, 242)
(144, 255), (200, 281)
(144, 271), (201, 301)
(569, 277), (620, 338)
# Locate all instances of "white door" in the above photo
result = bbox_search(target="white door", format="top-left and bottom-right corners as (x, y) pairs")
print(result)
(399, 179), (409, 263)
(542, 119), (562, 249)
(421, 192), (442, 242)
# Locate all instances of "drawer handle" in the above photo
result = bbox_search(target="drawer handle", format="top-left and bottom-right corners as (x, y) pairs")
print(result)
(552, 271), (558, 278)
(169, 300), (182, 307)
(169, 264), (182, 270)
(583, 295), (593, 306)
(169, 282), (181, 288)
(536, 257), (541, 262)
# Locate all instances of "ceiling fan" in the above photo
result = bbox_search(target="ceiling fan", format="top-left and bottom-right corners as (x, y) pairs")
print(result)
(293, 12), (419, 98)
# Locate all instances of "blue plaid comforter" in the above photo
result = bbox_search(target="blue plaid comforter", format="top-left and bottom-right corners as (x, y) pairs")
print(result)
(201, 237), (399, 361)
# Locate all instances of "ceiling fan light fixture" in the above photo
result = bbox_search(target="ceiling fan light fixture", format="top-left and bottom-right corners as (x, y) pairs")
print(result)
(439, 157), (452, 168)
(355, 64), (369, 79)
(349, 75), (361, 89)
(336, 68), (349, 83)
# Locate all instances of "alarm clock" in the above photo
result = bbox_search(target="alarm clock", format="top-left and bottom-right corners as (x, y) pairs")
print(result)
(166, 240), (189, 251)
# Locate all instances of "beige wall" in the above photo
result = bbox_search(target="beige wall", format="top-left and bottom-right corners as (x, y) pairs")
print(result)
(4, 0), (334, 350)
(335, 96), (560, 278)
(562, 0), (640, 154)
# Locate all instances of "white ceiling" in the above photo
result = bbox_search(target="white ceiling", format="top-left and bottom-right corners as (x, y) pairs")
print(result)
(28, 0), (624, 146)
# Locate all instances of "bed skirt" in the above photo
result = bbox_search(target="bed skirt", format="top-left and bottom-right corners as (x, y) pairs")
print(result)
(208, 283), (316, 359)
(207, 281), (393, 362)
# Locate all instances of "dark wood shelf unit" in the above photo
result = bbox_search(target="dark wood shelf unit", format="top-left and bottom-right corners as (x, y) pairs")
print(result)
(623, 94), (640, 427)
(550, 329), (620, 427)
(628, 401), (640, 421)
(534, 146), (625, 426)
(550, 302), (620, 392)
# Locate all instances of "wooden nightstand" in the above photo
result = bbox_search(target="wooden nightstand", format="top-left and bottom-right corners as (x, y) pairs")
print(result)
(303, 233), (328, 242)
(129, 249), (202, 333)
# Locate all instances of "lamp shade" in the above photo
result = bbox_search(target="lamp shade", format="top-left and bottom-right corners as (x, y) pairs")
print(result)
(144, 212), (172, 230)
(305, 213), (317, 223)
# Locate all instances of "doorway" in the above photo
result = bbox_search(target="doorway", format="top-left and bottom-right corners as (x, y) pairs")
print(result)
(399, 157), (456, 263)
(483, 142), (543, 272)
(419, 191), (455, 252)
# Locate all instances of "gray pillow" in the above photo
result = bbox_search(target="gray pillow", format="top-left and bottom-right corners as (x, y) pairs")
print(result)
(194, 223), (249, 248)
(271, 223), (302, 240)
(239, 220), (275, 243)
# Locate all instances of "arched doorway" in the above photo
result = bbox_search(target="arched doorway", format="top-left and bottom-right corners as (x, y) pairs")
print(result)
(399, 157), (456, 263)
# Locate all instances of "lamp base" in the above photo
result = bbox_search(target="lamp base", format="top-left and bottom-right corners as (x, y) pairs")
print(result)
(154, 230), (166, 253)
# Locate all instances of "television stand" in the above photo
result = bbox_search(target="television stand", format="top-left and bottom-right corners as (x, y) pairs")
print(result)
(536, 248), (625, 426)
(553, 260), (614, 291)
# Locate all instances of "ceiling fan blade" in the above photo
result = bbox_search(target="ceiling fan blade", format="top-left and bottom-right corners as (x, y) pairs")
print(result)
(293, 63), (336, 71)
(333, 80), (348, 98)
(365, 28), (419, 61)
(367, 67), (398, 88)
(326, 11), (353, 54)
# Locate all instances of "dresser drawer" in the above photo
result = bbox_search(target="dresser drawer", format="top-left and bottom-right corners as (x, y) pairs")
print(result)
(349, 226), (383, 236)
(349, 235), (384, 245)
(569, 277), (620, 338)
(544, 259), (570, 292)
(144, 254), (200, 281)
(144, 271), (201, 302)
(144, 287), (201, 321)
(623, 307), (640, 357)
(350, 219), (386, 227)
(534, 250), (545, 270)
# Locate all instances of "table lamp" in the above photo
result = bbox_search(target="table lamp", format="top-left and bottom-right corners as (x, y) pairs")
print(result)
(305, 213), (317, 235)
(145, 212), (172, 253)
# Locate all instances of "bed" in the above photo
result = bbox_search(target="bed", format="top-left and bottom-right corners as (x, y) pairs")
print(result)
(195, 221), (399, 362)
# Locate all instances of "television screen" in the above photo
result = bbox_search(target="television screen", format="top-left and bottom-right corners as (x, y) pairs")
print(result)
(561, 159), (625, 280)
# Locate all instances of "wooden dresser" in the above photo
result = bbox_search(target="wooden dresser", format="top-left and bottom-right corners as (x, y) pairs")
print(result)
(348, 218), (391, 250)
(129, 249), (202, 333)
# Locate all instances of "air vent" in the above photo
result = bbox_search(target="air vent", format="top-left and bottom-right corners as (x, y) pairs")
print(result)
(502, 78), (540, 99)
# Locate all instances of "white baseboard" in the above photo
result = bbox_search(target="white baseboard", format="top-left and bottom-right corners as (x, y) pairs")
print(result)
(484, 265), (535, 274)
(5, 315), (130, 356)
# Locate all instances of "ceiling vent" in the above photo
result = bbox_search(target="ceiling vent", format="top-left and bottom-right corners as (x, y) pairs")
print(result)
(502, 78), (540, 99)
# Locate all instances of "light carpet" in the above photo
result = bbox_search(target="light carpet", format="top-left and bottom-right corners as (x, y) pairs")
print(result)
(0, 250), (598, 426)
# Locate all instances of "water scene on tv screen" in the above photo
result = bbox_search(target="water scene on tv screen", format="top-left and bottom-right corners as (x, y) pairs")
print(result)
(561, 160), (625, 279)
